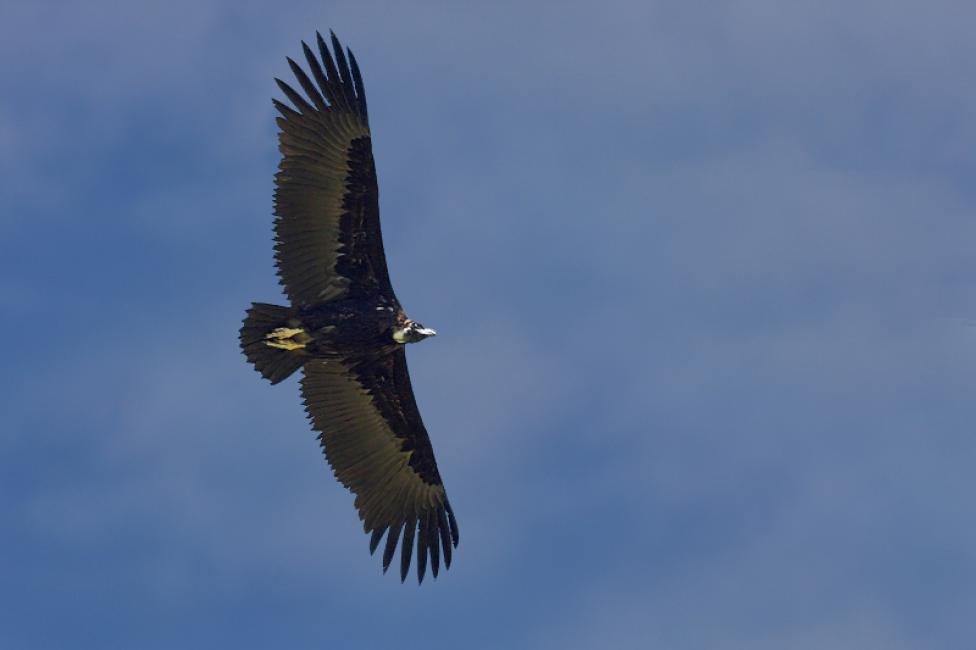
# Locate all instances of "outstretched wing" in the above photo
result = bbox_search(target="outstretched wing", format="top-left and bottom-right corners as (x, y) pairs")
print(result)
(272, 31), (395, 306)
(301, 349), (459, 582)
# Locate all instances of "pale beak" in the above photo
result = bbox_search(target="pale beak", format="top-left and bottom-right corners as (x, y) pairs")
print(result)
(416, 327), (437, 337)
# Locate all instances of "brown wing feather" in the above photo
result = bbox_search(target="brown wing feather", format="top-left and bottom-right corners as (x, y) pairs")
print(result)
(273, 31), (394, 307)
(300, 349), (458, 582)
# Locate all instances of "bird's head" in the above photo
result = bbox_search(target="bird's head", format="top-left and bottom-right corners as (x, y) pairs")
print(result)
(392, 320), (437, 344)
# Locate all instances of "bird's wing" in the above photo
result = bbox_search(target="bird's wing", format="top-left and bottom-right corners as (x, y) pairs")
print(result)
(301, 348), (458, 582)
(272, 31), (394, 306)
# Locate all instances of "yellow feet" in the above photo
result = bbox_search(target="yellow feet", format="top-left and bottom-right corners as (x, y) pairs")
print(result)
(265, 327), (309, 350)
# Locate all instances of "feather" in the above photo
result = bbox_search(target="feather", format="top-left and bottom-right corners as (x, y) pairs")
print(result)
(400, 515), (417, 582)
(302, 41), (338, 108)
(348, 48), (368, 120)
(316, 31), (349, 112)
(330, 31), (352, 88)
(275, 78), (316, 115)
(382, 521), (402, 573)
(416, 511), (429, 584)
(286, 57), (328, 112)
(438, 507), (453, 568)
(369, 526), (386, 555)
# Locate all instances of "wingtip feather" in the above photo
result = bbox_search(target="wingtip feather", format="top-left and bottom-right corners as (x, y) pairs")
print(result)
(369, 527), (386, 555)
(416, 514), (429, 584)
(446, 499), (460, 547)
(399, 518), (416, 583)
(382, 522), (402, 573)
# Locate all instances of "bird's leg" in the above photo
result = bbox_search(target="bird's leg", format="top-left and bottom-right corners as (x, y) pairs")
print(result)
(265, 326), (310, 350)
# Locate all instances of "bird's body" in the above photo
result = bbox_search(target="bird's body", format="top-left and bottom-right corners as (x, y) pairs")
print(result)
(266, 297), (403, 359)
(239, 31), (457, 583)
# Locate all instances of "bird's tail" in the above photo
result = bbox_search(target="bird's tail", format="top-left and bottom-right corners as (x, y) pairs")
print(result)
(239, 302), (307, 384)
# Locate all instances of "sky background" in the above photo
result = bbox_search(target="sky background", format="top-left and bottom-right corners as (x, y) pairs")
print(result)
(2, 1), (975, 648)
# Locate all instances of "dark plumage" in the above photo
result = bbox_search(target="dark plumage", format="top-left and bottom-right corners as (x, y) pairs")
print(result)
(239, 31), (457, 583)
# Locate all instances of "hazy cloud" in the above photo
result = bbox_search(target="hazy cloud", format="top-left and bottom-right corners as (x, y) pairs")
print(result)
(2, 1), (973, 648)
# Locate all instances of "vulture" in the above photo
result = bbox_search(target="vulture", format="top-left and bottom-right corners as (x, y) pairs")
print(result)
(239, 31), (458, 583)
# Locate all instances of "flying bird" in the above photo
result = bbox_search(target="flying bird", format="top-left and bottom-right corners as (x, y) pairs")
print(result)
(239, 31), (458, 583)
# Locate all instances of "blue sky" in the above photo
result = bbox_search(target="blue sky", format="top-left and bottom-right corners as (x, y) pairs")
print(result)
(2, 1), (974, 648)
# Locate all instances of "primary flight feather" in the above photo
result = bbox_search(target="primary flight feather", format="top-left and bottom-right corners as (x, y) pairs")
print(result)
(239, 31), (458, 583)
